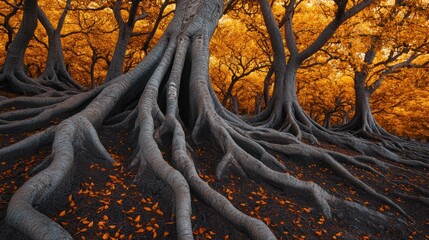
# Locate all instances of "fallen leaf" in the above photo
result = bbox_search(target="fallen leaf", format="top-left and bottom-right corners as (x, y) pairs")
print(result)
(303, 207), (311, 213)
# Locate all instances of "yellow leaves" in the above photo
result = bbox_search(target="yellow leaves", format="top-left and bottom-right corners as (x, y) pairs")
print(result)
(314, 230), (323, 236)
(192, 227), (216, 239)
(143, 207), (152, 212)
(102, 233), (109, 239)
(83, 221), (94, 228)
(116, 199), (123, 205)
(134, 215), (141, 222)
(163, 231), (170, 237)
(102, 215), (109, 221)
(302, 207), (311, 213)
(59, 210), (66, 217)
(155, 209), (164, 216)
(198, 227), (206, 234)
(97, 221), (106, 228)
(317, 216), (325, 225)
(263, 217), (271, 225)
(334, 232), (343, 238)
(378, 205), (390, 212)
(122, 207), (136, 214)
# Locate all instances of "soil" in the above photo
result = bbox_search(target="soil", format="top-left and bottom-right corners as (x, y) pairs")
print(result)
(0, 127), (428, 240)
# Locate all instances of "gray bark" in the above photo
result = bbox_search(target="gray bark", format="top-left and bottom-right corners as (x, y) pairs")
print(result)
(104, 0), (145, 82)
(37, 1), (83, 91)
(2, 0), (38, 74)
(0, 1), (425, 240)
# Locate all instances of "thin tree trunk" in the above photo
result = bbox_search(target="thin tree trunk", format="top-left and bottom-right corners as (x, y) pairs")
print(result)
(105, 0), (144, 82)
(2, 0), (38, 74)
(221, 78), (238, 106)
(263, 66), (273, 106)
(37, 1), (83, 91)
(105, 26), (132, 82)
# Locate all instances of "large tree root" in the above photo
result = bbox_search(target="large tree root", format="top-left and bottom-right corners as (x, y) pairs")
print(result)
(337, 113), (429, 163)
(0, 1), (424, 239)
(0, 69), (83, 96)
(246, 100), (429, 169)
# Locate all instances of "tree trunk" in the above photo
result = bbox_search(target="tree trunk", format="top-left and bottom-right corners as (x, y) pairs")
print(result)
(323, 112), (332, 128)
(221, 77), (238, 106)
(37, 0), (83, 91)
(354, 72), (372, 128)
(254, 94), (263, 114)
(263, 67), (273, 106)
(2, 0), (38, 74)
(230, 95), (239, 114)
(41, 30), (83, 90)
(1, 0), (426, 239)
(105, 25), (133, 82)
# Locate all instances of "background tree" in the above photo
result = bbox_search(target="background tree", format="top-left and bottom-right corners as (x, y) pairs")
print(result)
(0, 0), (428, 239)
(331, 0), (429, 159)
(37, 0), (83, 91)
(0, 0), (23, 51)
(210, 15), (269, 113)
(0, 0), (44, 94)
(104, 0), (147, 82)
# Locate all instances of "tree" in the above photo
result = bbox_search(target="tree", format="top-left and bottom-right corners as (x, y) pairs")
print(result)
(0, 0), (42, 94)
(210, 16), (269, 113)
(37, 0), (84, 91)
(247, 0), (429, 166)
(0, 0), (82, 94)
(104, 0), (147, 82)
(0, 0), (23, 51)
(335, 0), (429, 161)
(0, 0), (427, 239)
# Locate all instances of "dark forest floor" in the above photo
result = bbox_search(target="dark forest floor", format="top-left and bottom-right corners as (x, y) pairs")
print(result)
(0, 127), (428, 240)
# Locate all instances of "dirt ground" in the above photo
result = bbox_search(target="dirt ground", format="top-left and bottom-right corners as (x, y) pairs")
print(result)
(1, 127), (428, 240)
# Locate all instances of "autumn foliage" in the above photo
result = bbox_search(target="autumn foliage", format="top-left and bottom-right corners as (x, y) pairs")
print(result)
(0, 0), (427, 139)
(0, 0), (428, 239)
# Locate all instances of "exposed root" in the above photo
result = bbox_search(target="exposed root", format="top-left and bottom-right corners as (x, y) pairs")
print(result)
(1, 1), (425, 239)
(1, 63), (83, 96)
(29, 154), (53, 176)
(0, 72), (52, 95)
(0, 127), (55, 160)
(0, 94), (69, 109)
(188, 27), (412, 234)
(338, 113), (429, 163)
(244, 93), (429, 170)
(0, 88), (102, 133)
(2, 32), (166, 238)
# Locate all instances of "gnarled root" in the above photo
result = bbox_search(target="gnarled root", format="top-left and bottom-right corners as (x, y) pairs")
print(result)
(1, 1), (424, 239)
